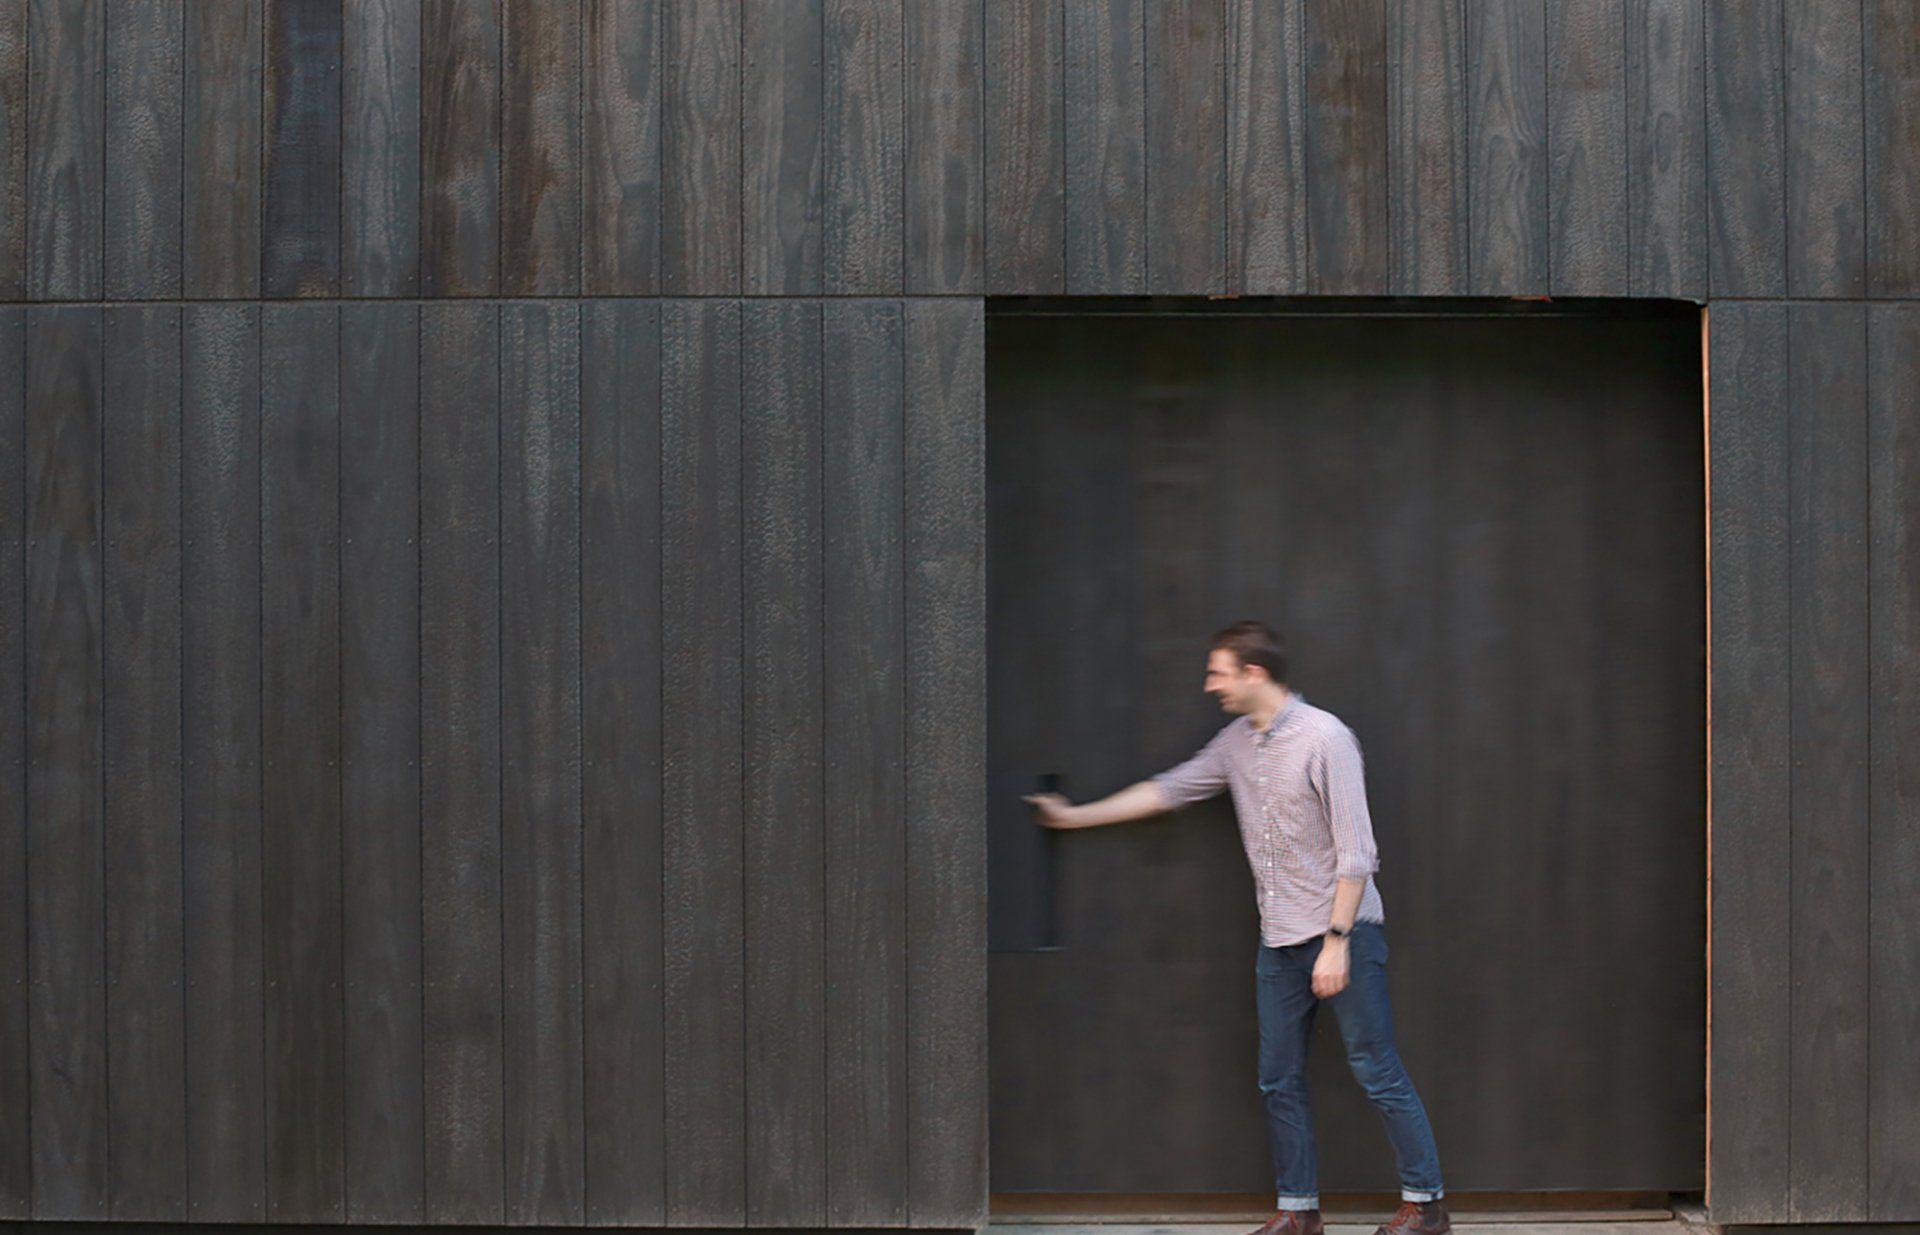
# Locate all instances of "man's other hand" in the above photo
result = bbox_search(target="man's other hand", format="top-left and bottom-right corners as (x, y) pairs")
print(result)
(1312, 938), (1351, 999)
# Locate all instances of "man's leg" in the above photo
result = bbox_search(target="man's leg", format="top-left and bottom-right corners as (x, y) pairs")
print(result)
(1256, 939), (1322, 1213)
(1323, 923), (1446, 1205)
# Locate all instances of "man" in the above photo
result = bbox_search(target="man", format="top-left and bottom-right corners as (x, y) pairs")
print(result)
(1023, 621), (1448, 1235)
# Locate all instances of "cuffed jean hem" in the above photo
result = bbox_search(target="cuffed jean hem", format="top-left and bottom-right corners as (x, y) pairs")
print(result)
(1401, 1187), (1445, 1203)
(1276, 1195), (1320, 1212)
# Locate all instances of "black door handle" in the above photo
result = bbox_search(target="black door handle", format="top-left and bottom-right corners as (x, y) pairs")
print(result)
(1035, 772), (1062, 951)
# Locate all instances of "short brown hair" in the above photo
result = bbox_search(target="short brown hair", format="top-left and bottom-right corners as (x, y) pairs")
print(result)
(1210, 621), (1288, 685)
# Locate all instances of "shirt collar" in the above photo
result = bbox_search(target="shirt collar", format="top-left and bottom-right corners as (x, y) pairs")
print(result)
(1248, 691), (1303, 738)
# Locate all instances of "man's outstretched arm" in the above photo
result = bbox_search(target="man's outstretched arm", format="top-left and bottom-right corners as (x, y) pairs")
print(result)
(1023, 781), (1172, 830)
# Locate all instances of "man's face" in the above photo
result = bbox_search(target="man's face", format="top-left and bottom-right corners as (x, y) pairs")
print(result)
(1204, 648), (1261, 713)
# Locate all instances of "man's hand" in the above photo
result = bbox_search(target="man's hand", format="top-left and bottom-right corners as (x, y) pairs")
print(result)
(1312, 937), (1350, 999)
(1023, 792), (1078, 828)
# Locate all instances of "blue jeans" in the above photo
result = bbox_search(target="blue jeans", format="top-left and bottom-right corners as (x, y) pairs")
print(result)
(1255, 921), (1445, 1209)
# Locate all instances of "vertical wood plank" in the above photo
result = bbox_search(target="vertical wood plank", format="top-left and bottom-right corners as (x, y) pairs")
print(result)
(1626, 0), (1706, 297)
(1784, 3), (1864, 298)
(25, 307), (107, 1217)
(260, 304), (344, 1222)
(1547, 0), (1628, 296)
(181, 304), (266, 1221)
(1387, 0), (1466, 295)
(1787, 302), (1869, 1222)
(1869, 303), (1920, 1221)
(1303, 0), (1387, 293)
(985, 0), (1064, 294)
(263, 0), (342, 297)
(343, 0), (421, 297)
(1468, 0), (1549, 294)
(1866, 0), (1920, 298)
(1145, 0), (1225, 294)
(661, 299), (745, 1223)
(105, 1), (184, 299)
(0, 310), (25, 1219)
(102, 305), (186, 1219)
(662, 0), (741, 294)
(824, 299), (907, 1227)
(1230, 0), (1306, 295)
(184, 0), (262, 299)
(905, 0), (984, 293)
(503, 3), (582, 296)
(1706, 0), (1785, 296)
(1707, 302), (1790, 1224)
(422, 0), (499, 297)
(742, 0), (824, 296)
(419, 302), (504, 1224)
(825, 0), (905, 294)
(904, 298), (986, 1230)
(27, 0), (104, 299)
(1064, 0), (1146, 293)
(584, 0), (662, 294)
(0, 4), (24, 297)
(339, 302), (424, 1223)
(499, 303), (585, 1224)
(580, 301), (666, 1225)
(742, 300), (828, 1228)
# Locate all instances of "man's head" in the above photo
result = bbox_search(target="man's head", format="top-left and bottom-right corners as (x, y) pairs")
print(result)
(1204, 621), (1289, 715)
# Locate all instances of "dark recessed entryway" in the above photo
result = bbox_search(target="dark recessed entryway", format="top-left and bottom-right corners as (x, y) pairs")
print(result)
(986, 302), (1706, 1201)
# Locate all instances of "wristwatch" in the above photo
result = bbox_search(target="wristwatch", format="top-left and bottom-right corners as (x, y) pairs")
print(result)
(1326, 923), (1350, 939)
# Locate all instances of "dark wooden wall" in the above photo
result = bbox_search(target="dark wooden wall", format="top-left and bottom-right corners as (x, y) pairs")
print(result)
(0, 0), (1916, 1228)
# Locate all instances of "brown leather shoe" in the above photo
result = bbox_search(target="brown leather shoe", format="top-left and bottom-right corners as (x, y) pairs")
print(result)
(1373, 1199), (1450, 1235)
(1251, 1209), (1324, 1235)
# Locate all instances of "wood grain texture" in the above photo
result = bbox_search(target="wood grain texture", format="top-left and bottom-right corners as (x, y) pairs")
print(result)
(904, 297), (986, 1229)
(181, 305), (266, 1221)
(743, 0), (824, 295)
(27, 0), (103, 299)
(0, 311), (24, 1219)
(1304, 0), (1387, 293)
(661, 299), (745, 1223)
(1866, 0), (1920, 298)
(1706, 0), (1785, 296)
(584, 0), (661, 294)
(824, 299), (907, 1226)
(420, 302), (504, 1224)
(1145, 0), (1225, 294)
(0, 4), (24, 297)
(25, 307), (107, 1217)
(422, 0), (499, 297)
(1627, 0), (1706, 297)
(101, 305), (186, 1220)
(742, 299), (827, 1228)
(580, 300), (666, 1225)
(499, 302), (585, 1224)
(343, 0), (421, 296)
(1786, 303), (1869, 1222)
(906, 0), (984, 293)
(263, 0), (342, 297)
(1869, 304), (1920, 1221)
(503, 3), (582, 296)
(339, 302), (424, 1223)
(985, 0), (1064, 294)
(185, 0), (261, 299)
(1784, 2), (1864, 298)
(825, 0), (905, 293)
(1548, 0), (1628, 295)
(662, 0), (741, 294)
(1469, 0), (1549, 294)
(1064, 0), (1146, 293)
(1230, 0), (1307, 295)
(1387, 0), (1465, 295)
(260, 305), (344, 1221)
(105, 2), (183, 298)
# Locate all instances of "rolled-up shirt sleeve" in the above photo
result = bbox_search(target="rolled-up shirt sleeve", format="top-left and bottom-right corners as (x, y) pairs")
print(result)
(1150, 727), (1231, 811)
(1316, 725), (1380, 879)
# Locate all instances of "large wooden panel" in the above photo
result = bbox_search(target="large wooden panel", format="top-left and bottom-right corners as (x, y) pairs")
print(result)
(339, 303), (424, 1223)
(1866, 0), (1920, 298)
(0, 4), (23, 297)
(184, 0), (261, 299)
(742, 300), (828, 1227)
(1303, 0), (1387, 294)
(985, 0), (1064, 294)
(101, 306), (186, 1219)
(1229, 0), (1306, 295)
(1784, 5), (1864, 298)
(420, 303), (504, 1223)
(661, 0), (741, 295)
(1468, 0), (1549, 294)
(1705, 0), (1785, 297)
(1626, 0), (1706, 298)
(1386, 0), (1465, 295)
(825, 0), (905, 293)
(905, 0), (984, 294)
(1145, 0), (1224, 294)
(27, 0), (103, 299)
(580, 301), (667, 1224)
(104, 2), (183, 299)
(503, 4), (582, 296)
(1547, 0), (1628, 296)
(181, 305), (266, 1221)
(0, 311), (24, 1218)
(1064, 0), (1146, 294)
(422, 0), (499, 297)
(343, 0), (422, 297)
(584, 0), (662, 294)
(743, 0), (824, 296)
(499, 302), (585, 1223)
(263, 0), (342, 297)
